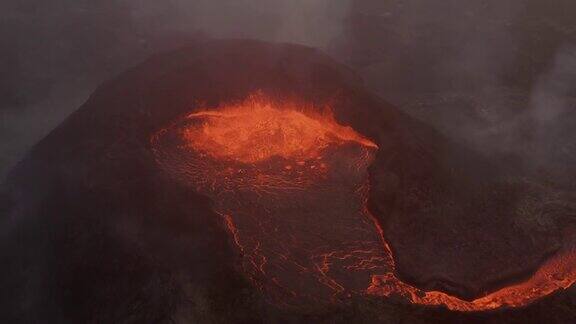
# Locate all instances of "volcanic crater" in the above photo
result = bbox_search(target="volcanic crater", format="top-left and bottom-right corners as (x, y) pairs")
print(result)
(3, 40), (576, 322)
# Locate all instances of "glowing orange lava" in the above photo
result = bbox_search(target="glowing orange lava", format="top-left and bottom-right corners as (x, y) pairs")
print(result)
(182, 93), (377, 164)
(152, 92), (576, 313)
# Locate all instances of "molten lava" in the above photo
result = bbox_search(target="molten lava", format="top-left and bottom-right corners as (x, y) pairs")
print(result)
(182, 93), (377, 164)
(151, 92), (576, 313)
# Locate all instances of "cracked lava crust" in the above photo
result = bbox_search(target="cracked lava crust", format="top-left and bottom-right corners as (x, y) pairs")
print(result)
(151, 92), (576, 312)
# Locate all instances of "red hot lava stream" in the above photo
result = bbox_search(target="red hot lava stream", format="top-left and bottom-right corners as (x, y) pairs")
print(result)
(151, 93), (576, 312)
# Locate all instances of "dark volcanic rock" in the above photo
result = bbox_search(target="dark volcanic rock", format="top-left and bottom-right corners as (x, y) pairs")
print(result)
(0, 39), (563, 322)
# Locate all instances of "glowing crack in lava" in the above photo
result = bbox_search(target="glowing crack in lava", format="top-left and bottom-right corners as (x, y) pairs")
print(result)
(151, 93), (576, 312)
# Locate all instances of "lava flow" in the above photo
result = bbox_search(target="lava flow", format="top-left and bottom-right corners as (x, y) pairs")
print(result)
(182, 95), (377, 164)
(151, 92), (576, 312)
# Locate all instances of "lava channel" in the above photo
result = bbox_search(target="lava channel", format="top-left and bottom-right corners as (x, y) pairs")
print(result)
(151, 92), (576, 312)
